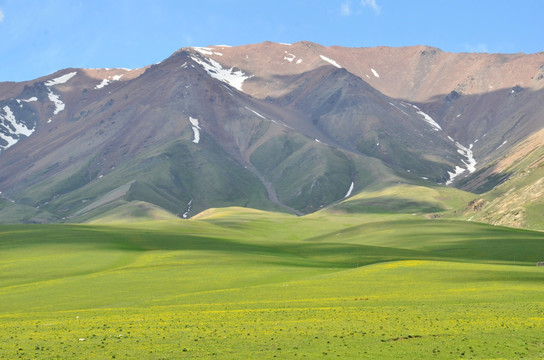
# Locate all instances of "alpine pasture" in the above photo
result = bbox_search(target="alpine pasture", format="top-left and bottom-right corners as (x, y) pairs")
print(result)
(1, 209), (544, 359)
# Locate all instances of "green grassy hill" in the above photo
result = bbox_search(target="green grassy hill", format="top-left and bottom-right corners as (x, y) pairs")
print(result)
(13, 137), (280, 220)
(1, 210), (544, 359)
(324, 183), (476, 216)
(0, 198), (57, 224)
(460, 134), (544, 231)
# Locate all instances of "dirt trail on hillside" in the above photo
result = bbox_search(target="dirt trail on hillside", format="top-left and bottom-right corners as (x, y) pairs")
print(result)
(243, 162), (302, 216)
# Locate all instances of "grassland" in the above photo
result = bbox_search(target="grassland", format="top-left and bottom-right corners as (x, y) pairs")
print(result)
(1, 209), (544, 359)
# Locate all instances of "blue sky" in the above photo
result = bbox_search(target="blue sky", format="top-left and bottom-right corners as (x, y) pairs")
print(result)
(0, 0), (542, 82)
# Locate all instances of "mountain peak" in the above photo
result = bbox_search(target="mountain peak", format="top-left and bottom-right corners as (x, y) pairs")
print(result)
(1, 42), (543, 225)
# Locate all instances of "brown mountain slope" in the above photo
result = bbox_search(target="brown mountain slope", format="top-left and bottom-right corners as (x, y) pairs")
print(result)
(185, 42), (544, 101)
(1, 41), (543, 223)
(463, 127), (544, 230)
(185, 42), (544, 187)
(1, 49), (444, 219)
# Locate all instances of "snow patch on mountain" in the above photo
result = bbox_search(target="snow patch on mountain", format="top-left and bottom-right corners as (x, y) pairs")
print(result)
(0, 105), (35, 151)
(193, 47), (223, 56)
(405, 103), (442, 131)
(457, 143), (476, 173)
(389, 102), (408, 116)
(22, 97), (38, 102)
(193, 47), (213, 56)
(94, 74), (124, 89)
(0, 132), (17, 149)
(416, 109), (442, 131)
(189, 117), (201, 144)
(319, 55), (341, 68)
(2, 106), (33, 137)
(446, 143), (477, 185)
(344, 182), (354, 198)
(182, 199), (193, 218)
(395, 103), (476, 184)
(190, 55), (253, 91)
(446, 166), (466, 186)
(189, 117), (201, 128)
(47, 89), (65, 119)
(43, 72), (77, 122)
(284, 51), (296, 62)
(245, 107), (265, 119)
(95, 79), (110, 89)
(44, 71), (77, 86)
(244, 106), (266, 119)
(296, 59), (303, 64)
(371, 68), (380, 78)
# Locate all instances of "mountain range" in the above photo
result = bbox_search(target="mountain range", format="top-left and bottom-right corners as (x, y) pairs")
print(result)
(1, 41), (543, 229)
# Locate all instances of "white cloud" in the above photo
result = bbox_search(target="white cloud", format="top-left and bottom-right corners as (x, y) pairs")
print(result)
(361, 0), (381, 15)
(0, 9), (4, 22)
(340, 1), (352, 16)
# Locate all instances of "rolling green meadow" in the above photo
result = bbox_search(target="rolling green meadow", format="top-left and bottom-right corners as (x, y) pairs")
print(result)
(2, 207), (544, 359)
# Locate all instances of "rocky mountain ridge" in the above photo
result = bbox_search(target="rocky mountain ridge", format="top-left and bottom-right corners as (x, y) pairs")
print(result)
(0, 41), (543, 225)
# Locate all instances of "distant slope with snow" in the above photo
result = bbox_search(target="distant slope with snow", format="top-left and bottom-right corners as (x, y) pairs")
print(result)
(0, 41), (543, 225)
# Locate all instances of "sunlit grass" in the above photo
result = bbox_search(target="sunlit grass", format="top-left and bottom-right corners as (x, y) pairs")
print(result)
(1, 212), (544, 358)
